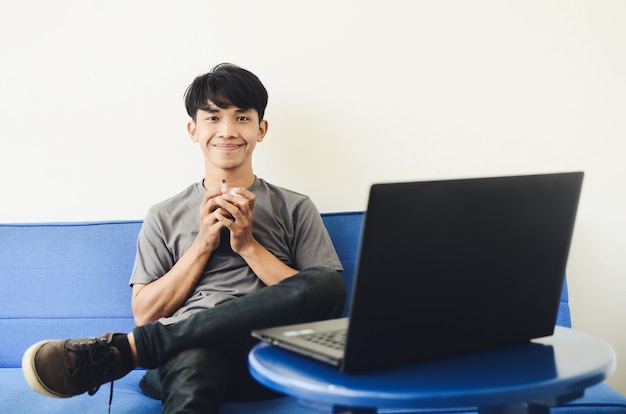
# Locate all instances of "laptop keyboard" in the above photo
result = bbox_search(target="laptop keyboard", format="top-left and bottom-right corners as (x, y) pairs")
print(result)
(301, 329), (347, 350)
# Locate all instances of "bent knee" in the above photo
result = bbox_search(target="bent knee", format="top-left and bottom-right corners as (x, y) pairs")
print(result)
(299, 266), (347, 308)
(301, 266), (345, 291)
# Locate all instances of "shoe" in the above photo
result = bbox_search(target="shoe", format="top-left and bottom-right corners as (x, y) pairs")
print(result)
(22, 333), (132, 398)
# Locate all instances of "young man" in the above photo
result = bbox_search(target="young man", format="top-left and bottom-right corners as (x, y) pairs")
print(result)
(22, 63), (346, 414)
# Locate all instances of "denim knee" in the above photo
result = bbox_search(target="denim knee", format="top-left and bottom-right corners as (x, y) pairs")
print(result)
(288, 266), (347, 319)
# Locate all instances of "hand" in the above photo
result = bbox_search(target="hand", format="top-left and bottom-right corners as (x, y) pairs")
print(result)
(213, 187), (256, 253)
(197, 188), (228, 252)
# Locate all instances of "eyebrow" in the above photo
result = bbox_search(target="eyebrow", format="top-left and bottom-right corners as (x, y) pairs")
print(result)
(202, 104), (252, 114)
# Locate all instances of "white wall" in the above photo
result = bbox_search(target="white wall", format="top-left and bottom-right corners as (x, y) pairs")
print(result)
(1, 0), (625, 393)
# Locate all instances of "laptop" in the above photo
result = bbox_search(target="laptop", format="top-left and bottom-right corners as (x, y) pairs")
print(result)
(252, 172), (584, 373)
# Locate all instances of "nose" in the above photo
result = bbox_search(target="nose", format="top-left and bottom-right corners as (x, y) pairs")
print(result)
(217, 118), (238, 138)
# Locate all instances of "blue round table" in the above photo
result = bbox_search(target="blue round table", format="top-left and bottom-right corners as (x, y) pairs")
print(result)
(249, 327), (615, 413)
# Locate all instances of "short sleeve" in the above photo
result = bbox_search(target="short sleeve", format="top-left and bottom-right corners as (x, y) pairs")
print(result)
(291, 198), (343, 272)
(129, 211), (174, 286)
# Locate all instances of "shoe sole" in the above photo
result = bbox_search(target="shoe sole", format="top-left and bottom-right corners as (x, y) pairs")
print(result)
(22, 340), (69, 398)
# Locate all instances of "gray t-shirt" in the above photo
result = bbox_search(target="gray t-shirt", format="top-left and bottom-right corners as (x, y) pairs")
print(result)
(130, 177), (342, 324)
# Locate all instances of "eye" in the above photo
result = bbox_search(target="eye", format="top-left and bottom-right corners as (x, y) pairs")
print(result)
(236, 116), (250, 122)
(205, 116), (219, 122)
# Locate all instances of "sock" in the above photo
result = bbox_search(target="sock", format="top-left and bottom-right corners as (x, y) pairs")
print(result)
(111, 333), (134, 371)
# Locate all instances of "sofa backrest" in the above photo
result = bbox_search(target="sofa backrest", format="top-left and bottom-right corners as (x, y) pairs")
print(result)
(0, 221), (142, 368)
(0, 212), (570, 368)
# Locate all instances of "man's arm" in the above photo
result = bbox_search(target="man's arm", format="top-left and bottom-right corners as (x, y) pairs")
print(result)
(131, 242), (211, 325)
(131, 189), (226, 325)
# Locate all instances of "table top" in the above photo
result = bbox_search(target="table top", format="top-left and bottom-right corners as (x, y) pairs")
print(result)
(248, 326), (615, 410)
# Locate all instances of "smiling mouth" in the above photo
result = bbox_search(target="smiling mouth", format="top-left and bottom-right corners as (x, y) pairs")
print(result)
(213, 143), (244, 151)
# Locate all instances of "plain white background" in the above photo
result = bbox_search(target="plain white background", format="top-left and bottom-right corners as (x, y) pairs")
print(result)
(1, 0), (625, 393)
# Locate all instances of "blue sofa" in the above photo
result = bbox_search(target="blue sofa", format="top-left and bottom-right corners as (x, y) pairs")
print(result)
(1, 212), (625, 413)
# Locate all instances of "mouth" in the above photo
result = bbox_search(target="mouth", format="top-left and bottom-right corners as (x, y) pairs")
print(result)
(212, 143), (245, 152)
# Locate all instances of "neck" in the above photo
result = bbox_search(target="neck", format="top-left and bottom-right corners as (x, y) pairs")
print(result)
(203, 167), (255, 190)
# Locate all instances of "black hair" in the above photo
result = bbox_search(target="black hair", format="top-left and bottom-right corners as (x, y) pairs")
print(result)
(184, 63), (268, 122)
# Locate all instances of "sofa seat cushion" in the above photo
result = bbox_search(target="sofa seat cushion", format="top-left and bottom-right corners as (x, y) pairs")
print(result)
(1, 366), (623, 413)
(0, 361), (476, 414)
(552, 383), (626, 412)
(0, 369), (160, 413)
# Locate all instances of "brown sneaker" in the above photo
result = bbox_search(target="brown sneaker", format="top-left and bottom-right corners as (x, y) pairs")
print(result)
(22, 333), (132, 398)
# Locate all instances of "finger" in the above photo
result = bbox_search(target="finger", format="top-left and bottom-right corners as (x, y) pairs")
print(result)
(202, 189), (222, 213)
(221, 187), (252, 201)
(221, 192), (252, 215)
(216, 195), (241, 214)
(213, 209), (235, 226)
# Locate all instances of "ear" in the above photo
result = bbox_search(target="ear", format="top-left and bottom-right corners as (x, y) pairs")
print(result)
(187, 120), (198, 143)
(257, 120), (269, 143)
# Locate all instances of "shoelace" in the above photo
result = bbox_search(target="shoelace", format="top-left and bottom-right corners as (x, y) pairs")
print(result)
(107, 381), (114, 414)
(70, 338), (116, 414)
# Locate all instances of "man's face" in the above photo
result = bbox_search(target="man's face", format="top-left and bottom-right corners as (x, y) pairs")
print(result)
(188, 100), (268, 171)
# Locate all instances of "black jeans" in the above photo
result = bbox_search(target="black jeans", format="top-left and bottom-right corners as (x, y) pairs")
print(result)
(134, 266), (346, 414)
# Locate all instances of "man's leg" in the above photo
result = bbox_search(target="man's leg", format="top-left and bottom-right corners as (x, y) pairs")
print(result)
(22, 266), (345, 398)
(140, 346), (283, 414)
(221, 343), (284, 402)
(134, 266), (345, 368)
(146, 348), (229, 414)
